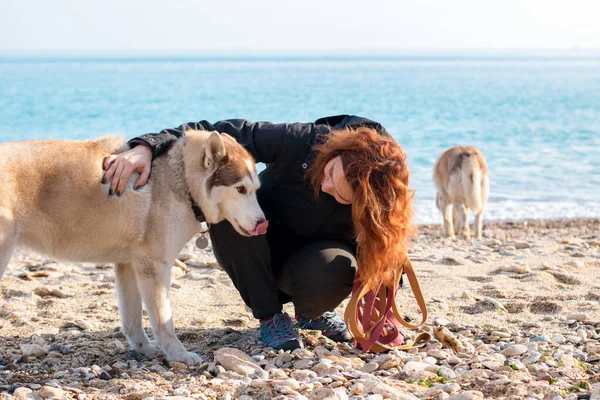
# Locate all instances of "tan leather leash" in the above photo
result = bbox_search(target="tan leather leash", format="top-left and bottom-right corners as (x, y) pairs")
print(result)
(344, 258), (430, 352)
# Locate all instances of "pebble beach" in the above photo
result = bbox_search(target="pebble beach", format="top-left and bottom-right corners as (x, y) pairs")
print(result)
(1, 218), (600, 400)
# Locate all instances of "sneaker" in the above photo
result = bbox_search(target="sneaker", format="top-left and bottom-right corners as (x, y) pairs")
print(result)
(296, 311), (353, 342)
(259, 312), (303, 350)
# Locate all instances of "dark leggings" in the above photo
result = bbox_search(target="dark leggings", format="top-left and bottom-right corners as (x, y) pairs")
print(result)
(209, 220), (357, 319)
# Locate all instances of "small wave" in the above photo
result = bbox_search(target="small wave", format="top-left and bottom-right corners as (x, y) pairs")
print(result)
(415, 199), (600, 225)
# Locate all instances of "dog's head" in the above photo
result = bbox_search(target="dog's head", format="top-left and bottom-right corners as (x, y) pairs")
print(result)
(183, 130), (268, 237)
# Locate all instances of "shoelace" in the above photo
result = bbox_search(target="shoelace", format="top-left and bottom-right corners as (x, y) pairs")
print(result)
(300, 312), (345, 331)
(263, 314), (296, 341)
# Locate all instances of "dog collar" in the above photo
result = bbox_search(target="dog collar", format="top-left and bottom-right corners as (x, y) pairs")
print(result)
(191, 201), (205, 222)
(190, 200), (210, 249)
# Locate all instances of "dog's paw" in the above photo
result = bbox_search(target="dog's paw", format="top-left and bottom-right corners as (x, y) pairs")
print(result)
(167, 351), (203, 366)
(138, 341), (161, 359)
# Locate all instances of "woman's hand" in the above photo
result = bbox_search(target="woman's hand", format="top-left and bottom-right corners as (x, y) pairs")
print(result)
(102, 145), (152, 195)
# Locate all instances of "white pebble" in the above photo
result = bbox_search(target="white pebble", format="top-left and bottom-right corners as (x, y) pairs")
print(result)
(503, 344), (528, 357)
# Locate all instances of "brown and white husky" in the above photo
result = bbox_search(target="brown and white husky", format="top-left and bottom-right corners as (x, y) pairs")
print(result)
(433, 146), (489, 240)
(0, 130), (267, 364)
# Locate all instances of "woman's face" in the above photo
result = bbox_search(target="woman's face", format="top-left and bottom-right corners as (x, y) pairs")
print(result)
(321, 156), (353, 205)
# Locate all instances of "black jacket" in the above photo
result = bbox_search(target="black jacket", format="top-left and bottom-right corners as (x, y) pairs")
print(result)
(130, 115), (390, 247)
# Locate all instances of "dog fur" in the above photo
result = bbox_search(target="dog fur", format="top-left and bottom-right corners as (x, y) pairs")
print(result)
(433, 146), (489, 240)
(0, 130), (266, 364)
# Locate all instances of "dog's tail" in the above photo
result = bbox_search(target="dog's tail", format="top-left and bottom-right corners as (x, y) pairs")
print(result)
(460, 151), (484, 213)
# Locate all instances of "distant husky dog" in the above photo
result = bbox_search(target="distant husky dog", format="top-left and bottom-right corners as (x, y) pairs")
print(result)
(433, 146), (489, 240)
(0, 130), (268, 364)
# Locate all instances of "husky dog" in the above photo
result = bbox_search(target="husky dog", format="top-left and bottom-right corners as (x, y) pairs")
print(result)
(433, 146), (489, 240)
(0, 130), (268, 364)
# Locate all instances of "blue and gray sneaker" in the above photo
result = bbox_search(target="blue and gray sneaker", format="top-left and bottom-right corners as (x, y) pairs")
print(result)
(259, 312), (303, 350)
(296, 311), (353, 342)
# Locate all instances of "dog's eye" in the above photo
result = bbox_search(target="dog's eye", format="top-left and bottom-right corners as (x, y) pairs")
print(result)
(236, 186), (247, 195)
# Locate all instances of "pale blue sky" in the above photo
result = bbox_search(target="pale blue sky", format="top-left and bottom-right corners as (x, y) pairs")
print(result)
(1, 0), (599, 54)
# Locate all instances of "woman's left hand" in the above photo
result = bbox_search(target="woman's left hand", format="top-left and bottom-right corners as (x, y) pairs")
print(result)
(102, 145), (152, 195)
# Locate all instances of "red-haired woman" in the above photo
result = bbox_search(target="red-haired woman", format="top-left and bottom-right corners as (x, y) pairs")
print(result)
(103, 115), (414, 351)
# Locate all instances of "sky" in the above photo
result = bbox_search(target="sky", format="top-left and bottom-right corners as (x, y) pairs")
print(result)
(1, 0), (599, 54)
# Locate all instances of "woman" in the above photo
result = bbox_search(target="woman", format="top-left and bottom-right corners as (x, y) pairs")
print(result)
(103, 115), (414, 351)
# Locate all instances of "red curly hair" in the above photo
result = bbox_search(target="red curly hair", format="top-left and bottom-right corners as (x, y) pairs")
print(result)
(309, 127), (415, 292)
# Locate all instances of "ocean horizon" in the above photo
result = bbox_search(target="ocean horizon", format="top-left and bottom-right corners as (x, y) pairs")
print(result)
(1, 54), (599, 225)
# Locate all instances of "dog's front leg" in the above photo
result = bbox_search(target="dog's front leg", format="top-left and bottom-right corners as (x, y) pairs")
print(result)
(115, 263), (160, 358)
(133, 261), (202, 365)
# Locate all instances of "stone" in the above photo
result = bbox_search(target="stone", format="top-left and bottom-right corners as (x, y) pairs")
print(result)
(177, 251), (194, 262)
(522, 352), (541, 364)
(558, 354), (578, 368)
(482, 361), (503, 371)
(566, 313), (587, 322)
(271, 378), (300, 391)
(490, 331), (511, 339)
(290, 369), (317, 382)
(379, 357), (400, 370)
(269, 368), (288, 379)
(292, 348), (314, 358)
(566, 260), (585, 268)
(249, 379), (269, 389)
(276, 352), (293, 363)
(448, 356), (462, 365)
(503, 344), (528, 357)
(497, 264), (531, 274)
(12, 388), (35, 400)
(214, 347), (268, 379)
(437, 366), (457, 379)
(169, 361), (188, 371)
(447, 390), (485, 400)
(334, 388), (350, 400)
(403, 361), (432, 373)
(62, 319), (94, 330)
(484, 239), (502, 246)
(551, 335), (565, 344)
(428, 349), (449, 360)
(29, 334), (46, 347)
(292, 359), (313, 369)
(151, 364), (168, 373)
(172, 388), (191, 396)
(38, 386), (63, 399)
(590, 383), (600, 400)
(311, 387), (338, 399)
(484, 297), (508, 312)
(360, 361), (379, 373)
(33, 286), (71, 298)
(20, 344), (47, 358)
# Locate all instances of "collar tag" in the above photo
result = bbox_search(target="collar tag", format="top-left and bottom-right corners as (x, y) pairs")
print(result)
(196, 234), (209, 249)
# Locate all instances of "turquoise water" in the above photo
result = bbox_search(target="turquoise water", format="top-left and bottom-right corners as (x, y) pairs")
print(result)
(1, 56), (599, 224)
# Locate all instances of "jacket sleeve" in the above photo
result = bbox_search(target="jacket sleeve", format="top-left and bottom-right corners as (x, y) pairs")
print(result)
(314, 115), (391, 137)
(129, 119), (296, 163)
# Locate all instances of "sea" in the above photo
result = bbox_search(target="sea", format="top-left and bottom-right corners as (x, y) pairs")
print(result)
(1, 54), (599, 225)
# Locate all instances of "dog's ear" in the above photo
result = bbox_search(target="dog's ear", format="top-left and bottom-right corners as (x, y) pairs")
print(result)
(204, 132), (227, 170)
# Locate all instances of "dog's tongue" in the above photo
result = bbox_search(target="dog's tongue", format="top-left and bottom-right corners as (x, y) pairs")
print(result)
(249, 220), (269, 236)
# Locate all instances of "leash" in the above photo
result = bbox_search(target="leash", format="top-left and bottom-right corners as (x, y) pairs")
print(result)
(344, 258), (430, 352)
